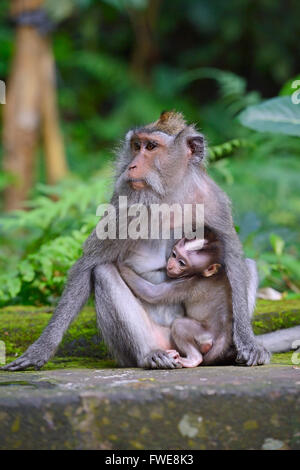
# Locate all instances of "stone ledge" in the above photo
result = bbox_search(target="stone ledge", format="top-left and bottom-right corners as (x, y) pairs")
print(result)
(0, 365), (299, 450)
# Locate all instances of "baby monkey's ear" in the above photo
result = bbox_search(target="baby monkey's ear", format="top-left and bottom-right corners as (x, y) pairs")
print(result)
(202, 263), (221, 278)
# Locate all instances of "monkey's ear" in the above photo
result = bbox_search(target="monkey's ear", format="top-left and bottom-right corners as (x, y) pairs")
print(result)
(187, 135), (205, 160)
(125, 130), (134, 142)
(202, 263), (221, 277)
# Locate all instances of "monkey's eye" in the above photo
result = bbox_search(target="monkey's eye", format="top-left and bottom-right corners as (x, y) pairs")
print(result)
(178, 259), (186, 267)
(132, 141), (141, 151)
(172, 251), (176, 258)
(146, 141), (157, 151)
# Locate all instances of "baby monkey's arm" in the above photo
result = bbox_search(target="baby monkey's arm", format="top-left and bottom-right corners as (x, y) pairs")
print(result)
(118, 265), (193, 304)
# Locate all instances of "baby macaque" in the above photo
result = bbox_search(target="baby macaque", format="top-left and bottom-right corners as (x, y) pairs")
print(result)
(119, 230), (237, 368)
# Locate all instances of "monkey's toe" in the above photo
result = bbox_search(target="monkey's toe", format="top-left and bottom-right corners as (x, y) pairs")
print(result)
(236, 343), (271, 366)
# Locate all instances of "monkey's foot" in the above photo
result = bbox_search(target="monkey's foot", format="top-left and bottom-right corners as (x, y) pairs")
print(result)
(177, 356), (203, 368)
(1, 345), (51, 371)
(166, 349), (180, 360)
(143, 349), (182, 369)
(167, 349), (203, 368)
(235, 341), (271, 366)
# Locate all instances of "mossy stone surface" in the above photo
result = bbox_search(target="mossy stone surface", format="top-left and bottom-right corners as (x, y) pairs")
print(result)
(0, 305), (109, 359)
(0, 300), (299, 361)
(253, 299), (300, 334)
(0, 301), (299, 450)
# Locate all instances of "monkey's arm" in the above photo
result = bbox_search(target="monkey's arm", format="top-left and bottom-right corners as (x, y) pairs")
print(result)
(119, 265), (191, 304)
(2, 254), (95, 371)
(2, 230), (119, 371)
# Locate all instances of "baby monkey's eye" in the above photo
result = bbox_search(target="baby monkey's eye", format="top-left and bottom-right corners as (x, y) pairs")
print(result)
(172, 251), (176, 258)
(178, 259), (186, 267)
(146, 141), (157, 151)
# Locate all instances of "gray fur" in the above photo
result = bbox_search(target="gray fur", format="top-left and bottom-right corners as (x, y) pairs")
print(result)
(246, 258), (259, 318)
(257, 326), (300, 353)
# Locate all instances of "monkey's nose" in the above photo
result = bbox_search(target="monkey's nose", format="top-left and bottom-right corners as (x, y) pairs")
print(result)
(128, 164), (137, 171)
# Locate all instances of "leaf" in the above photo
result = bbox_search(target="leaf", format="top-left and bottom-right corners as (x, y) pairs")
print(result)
(19, 261), (35, 283)
(270, 234), (285, 256)
(7, 277), (21, 298)
(279, 75), (300, 96)
(102, 0), (147, 10)
(238, 96), (300, 136)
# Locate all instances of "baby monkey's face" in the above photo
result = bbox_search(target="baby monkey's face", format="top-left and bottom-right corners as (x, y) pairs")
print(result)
(166, 237), (221, 279)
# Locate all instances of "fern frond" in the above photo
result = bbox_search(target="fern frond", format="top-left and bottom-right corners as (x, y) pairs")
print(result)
(208, 138), (254, 162)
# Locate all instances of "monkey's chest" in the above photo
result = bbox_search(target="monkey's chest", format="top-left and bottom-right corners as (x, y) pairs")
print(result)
(184, 282), (227, 322)
(185, 298), (212, 322)
(125, 240), (170, 275)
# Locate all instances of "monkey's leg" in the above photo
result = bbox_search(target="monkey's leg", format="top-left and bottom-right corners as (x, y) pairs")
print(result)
(2, 255), (94, 371)
(93, 264), (180, 369)
(171, 318), (206, 368)
(208, 221), (270, 366)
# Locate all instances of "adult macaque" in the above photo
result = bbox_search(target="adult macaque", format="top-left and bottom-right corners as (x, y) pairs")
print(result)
(5, 110), (296, 372)
(118, 232), (237, 367)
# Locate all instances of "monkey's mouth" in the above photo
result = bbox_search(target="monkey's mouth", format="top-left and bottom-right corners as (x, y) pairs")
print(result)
(167, 270), (185, 279)
(127, 178), (146, 190)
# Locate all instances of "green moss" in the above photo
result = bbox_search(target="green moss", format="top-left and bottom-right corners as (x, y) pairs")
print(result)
(0, 306), (109, 359)
(1, 301), (299, 361)
(255, 298), (300, 314)
(5, 356), (117, 370)
(271, 352), (295, 366)
(253, 299), (300, 334)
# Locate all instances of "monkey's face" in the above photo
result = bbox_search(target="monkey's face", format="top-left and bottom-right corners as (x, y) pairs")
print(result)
(126, 132), (173, 191)
(166, 240), (193, 278)
(167, 239), (221, 278)
(114, 122), (207, 206)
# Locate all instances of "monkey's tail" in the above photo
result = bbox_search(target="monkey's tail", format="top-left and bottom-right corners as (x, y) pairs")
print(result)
(256, 326), (300, 353)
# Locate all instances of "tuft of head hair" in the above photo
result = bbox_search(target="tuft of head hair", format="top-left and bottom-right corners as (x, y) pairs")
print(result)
(185, 238), (205, 251)
(147, 110), (187, 136)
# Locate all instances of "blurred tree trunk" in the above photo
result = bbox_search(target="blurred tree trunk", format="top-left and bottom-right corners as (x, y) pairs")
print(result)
(40, 37), (68, 185)
(129, 0), (161, 83)
(3, 0), (68, 211)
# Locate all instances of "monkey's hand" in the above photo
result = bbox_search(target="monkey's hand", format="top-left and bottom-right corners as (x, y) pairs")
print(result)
(235, 339), (271, 366)
(142, 349), (182, 369)
(117, 263), (135, 279)
(1, 340), (53, 371)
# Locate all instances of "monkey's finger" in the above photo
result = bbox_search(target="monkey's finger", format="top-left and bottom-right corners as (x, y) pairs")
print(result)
(2, 362), (29, 371)
(1, 359), (23, 370)
(156, 351), (181, 369)
(236, 350), (250, 365)
(251, 346), (270, 366)
(150, 352), (174, 369)
(246, 350), (258, 367)
(143, 354), (161, 369)
(1, 357), (34, 371)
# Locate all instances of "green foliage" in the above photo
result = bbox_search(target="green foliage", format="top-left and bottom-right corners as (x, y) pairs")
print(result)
(238, 97), (300, 137)
(0, 169), (112, 305)
(280, 75), (300, 96)
(208, 138), (253, 161)
(0, 0), (299, 304)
